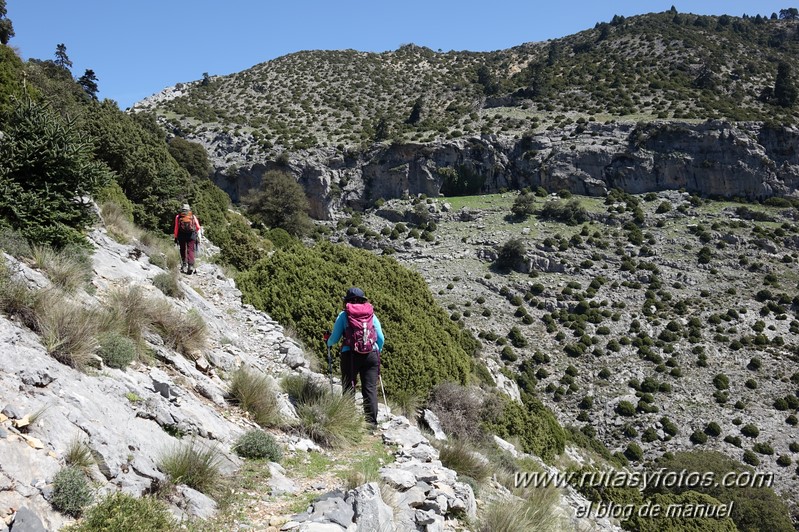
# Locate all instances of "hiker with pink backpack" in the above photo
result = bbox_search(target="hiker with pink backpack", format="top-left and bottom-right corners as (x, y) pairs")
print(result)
(325, 287), (385, 427)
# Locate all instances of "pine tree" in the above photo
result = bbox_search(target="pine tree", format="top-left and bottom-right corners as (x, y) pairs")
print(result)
(774, 62), (797, 108)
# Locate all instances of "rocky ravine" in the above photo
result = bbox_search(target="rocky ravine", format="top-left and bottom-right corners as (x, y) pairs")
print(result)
(0, 226), (619, 531)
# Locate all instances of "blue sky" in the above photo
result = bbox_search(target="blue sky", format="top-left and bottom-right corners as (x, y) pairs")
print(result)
(7, 1), (790, 110)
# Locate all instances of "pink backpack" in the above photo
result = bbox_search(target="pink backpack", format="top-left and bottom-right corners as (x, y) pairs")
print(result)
(344, 302), (378, 354)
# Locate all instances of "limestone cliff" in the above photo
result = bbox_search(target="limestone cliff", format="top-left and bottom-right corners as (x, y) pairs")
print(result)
(196, 120), (799, 220)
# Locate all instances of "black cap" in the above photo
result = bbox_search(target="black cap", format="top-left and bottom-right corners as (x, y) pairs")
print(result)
(343, 287), (366, 301)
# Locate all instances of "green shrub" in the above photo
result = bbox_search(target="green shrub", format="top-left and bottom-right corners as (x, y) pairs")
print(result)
(63, 492), (176, 532)
(615, 401), (636, 417)
(712, 373), (729, 390)
(50, 467), (93, 517)
(653, 451), (793, 532)
(233, 429), (283, 461)
(236, 242), (473, 398)
(496, 238), (527, 270)
(690, 430), (708, 445)
(158, 438), (222, 495)
(152, 272), (182, 298)
(0, 97), (112, 247)
(624, 442), (644, 461)
(228, 367), (282, 427)
(482, 394), (566, 462)
(740, 424), (759, 438)
(97, 332), (137, 369)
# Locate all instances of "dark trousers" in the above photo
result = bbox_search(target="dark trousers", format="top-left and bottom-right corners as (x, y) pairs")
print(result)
(341, 349), (379, 425)
(179, 238), (196, 266)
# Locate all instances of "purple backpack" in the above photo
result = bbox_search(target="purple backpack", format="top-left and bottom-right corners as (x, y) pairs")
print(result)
(344, 302), (377, 354)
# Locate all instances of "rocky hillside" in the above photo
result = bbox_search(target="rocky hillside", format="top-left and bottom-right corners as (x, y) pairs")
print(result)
(0, 219), (621, 531)
(131, 10), (799, 214)
(321, 189), (799, 524)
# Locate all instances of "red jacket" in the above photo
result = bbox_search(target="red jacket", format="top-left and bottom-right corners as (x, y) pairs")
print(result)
(173, 212), (201, 239)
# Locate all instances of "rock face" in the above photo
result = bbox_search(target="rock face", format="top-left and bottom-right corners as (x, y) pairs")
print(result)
(191, 121), (799, 219)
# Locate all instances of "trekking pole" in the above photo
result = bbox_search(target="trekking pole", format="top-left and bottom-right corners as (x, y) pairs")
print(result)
(323, 332), (333, 392)
(378, 350), (388, 412)
(379, 374), (388, 410)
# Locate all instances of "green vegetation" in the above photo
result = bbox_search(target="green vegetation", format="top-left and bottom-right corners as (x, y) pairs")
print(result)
(158, 438), (223, 496)
(233, 429), (283, 461)
(288, 376), (364, 448)
(63, 492), (177, 532)
(227, 367), (282, 427)
(50, 467), (93, 517)
(236, 242), (475, 397)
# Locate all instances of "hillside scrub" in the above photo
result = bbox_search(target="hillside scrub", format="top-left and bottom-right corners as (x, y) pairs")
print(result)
(0, 97), (112, 247)
(236, 241), (476, 397)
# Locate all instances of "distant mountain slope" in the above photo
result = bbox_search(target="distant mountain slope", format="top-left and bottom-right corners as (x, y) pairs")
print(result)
(137, 9), (799, 156)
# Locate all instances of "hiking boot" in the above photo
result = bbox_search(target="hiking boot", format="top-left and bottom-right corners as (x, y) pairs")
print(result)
(180, 262), (187, 273)
(187, 266), (194, 275)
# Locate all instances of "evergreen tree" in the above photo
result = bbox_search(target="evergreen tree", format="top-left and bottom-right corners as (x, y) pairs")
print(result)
(78, 69), (99, 100)
(406, 97), (423, 125)
(243, 170), (311, 236)
(0, 0), (13, 45)
(54, 43), (72, 71)
(0, 97), (113, 246)
(774, 62), (797, 107)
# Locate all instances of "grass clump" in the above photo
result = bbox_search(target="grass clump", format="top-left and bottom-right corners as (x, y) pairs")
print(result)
(35, 290), (98, 369)
(63, 492), (177, 532)
(158, 438), (223, 496)
(50, 467), (94, 517)
(64, 438), (94, 473)
(282, 374), (327, 405)
(233, 429), (283, 461)
(292, 377), (364, 448)
(101, 285), (151, 356)
(147, 301), (207, 356)
(478, 489), (562, 532)
(439, 439), (492, 483)
(228, 367), (282, 427)
(96, 331), (137, 369)
(31, 244), (92, 293)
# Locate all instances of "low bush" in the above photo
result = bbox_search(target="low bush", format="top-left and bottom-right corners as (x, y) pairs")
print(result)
(63, 492), (176, 532)
(233, 429), (283, 461)
(427, 382), (486, 442)
(50, 467), (93, 517)
(152, 272), (182, 298)
(96, 331), (137, 369)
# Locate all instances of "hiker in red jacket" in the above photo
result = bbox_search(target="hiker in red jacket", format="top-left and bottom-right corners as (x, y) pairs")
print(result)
(326, 287), (385, 426)
(173, 203), (201, 274)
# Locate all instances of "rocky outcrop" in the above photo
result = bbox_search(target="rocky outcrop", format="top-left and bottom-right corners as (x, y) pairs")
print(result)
(183, 121), (799, 219)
